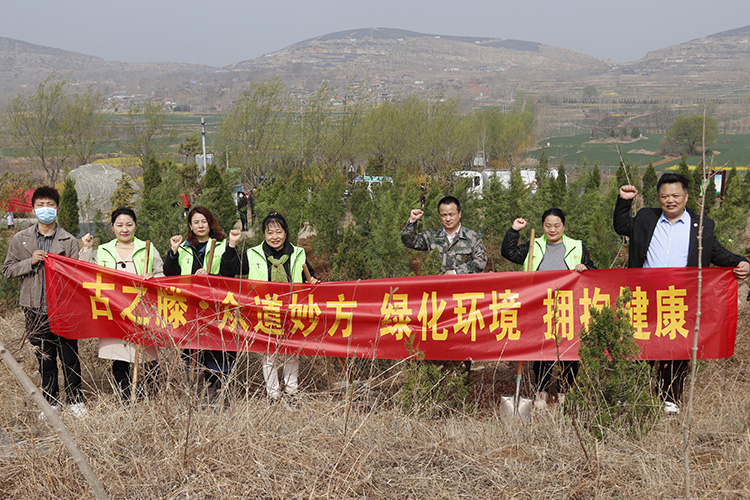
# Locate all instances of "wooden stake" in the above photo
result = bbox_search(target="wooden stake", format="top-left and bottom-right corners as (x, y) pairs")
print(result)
(130, 240), (150, 403)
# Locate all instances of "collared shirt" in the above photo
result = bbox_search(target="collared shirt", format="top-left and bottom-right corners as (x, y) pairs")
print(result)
(35, 225), (57, 313)
(644, 210), (690, 268)
(443, 224), (462, 246)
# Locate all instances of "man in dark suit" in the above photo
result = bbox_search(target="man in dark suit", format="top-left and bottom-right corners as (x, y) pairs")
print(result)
(614, 172), (749, 414)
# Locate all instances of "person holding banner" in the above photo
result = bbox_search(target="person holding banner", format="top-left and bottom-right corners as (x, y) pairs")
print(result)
(223, 211), (320, 402)
(3, 186), (87, 418)
(164, 206), (239, 395)
(614, 172), (749, 415)
(501, 208), (596, 407)
(79, 208), (163, 401)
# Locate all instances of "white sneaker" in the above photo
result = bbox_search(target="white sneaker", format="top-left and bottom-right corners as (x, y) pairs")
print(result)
(664, 401), (680, 415)
(69, 402), (88, 419)
(38, 404), (60, 421)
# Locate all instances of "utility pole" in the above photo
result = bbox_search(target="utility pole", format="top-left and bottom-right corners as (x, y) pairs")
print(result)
(200, 117), (208, 176)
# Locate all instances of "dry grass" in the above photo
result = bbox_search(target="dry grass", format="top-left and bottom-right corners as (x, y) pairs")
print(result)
(1, 286), (750, 499)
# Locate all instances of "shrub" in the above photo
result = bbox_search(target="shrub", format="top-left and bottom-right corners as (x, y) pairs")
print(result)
(399, 338), (471, 416)
(58, 176), (79, 235)
(566, 289), (660, 439)
(399, 360), (471, 417)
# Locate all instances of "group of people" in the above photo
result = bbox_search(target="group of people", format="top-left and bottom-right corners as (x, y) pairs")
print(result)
(3, 171), (749, 419)
(3, 186), (315, 418)
(401, 173), (749, 414)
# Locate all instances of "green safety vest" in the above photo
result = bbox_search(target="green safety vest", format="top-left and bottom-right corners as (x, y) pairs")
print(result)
(97, 238), (155, 274)
(176, 239), (227, 275)
(246, 243), (305, 283)
(523, 234), (583, 271)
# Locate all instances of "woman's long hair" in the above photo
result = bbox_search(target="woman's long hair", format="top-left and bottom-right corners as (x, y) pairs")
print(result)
(185, 206), (226, 246)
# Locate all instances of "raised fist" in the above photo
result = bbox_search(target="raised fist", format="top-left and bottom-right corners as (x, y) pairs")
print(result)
(409, 209), (424, 223)
(619, 185), (638, 200)
(170, 235), (183, 252)
(512, 218), (527, 231)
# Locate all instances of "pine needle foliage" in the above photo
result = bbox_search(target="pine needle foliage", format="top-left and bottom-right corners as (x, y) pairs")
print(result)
(399, 339), (471, 417)
(566, 289), (660, 440)
(58, 176), (79, 235)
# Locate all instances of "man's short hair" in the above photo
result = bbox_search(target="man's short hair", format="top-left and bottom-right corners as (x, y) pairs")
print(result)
(437, 196), (461, 212)
(657, 173), (689, 193)
(31, 186), (60, 206)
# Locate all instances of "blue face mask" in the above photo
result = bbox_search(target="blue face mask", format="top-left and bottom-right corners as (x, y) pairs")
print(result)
(34, 207), (58, 224)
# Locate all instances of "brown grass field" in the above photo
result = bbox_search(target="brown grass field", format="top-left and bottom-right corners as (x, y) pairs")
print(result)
(1, 283), (749, 499)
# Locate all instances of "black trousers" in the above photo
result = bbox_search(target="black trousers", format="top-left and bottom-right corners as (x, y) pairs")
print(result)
(533, 360), (579, 393)
(238, 210), (248, 231)
(653, 359), (688, 404)
(182, 349), (236, 389)
(112, 359), (160, 400)
(25, 309), (83, 405)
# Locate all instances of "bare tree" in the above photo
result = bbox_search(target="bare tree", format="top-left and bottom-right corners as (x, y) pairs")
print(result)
(61, 86), (109, 167)
(5, 74), (70, 184)
(217, 78), (293, 187)
(122, 102), (172, 169)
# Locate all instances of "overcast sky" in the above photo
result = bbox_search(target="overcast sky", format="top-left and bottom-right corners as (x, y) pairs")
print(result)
(4, 0), (749, 67)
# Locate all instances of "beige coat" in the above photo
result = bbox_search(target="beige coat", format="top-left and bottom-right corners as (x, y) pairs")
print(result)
(3, 224), (79, 309)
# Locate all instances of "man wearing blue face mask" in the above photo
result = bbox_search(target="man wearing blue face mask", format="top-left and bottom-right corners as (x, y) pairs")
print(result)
(3, 186), (87, 419)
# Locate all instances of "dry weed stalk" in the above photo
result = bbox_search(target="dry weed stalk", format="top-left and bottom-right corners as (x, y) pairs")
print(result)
(0, 331), (108, 499)
(683, 105), (708, 499)
(0, 302), (749, 498)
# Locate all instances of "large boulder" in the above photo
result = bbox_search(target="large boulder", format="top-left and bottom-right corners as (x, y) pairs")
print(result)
(67, 163), (137, 220)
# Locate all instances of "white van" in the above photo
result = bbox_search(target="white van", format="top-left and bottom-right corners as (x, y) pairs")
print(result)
(453, 169), (560, 198)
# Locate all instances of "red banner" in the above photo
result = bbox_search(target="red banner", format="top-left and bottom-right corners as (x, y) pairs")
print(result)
(44, 254), (738, 361)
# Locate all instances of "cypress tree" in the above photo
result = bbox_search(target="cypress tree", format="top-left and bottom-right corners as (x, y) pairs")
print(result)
(585, 162), (601, 193)
(110, 173), (139, 210)
(712, 174), (748, 254)
(724, 167), (737, 197)
(551, 162), (567, 210)
(364, 181), (412, 279)
(642, 163), (658, 208)
(309, 166), (346, 255)
(58, 177), (80, 235)
(138, 161), (184, 252)
(142, 156), (162, 200)
(331, 225), (369, 280)
(197, 163), (238, 234)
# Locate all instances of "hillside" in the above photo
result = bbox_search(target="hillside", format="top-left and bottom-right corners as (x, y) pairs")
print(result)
(0, 37), (215, 108)
(212, 27), (610, 104)
(617, 25), (750, 88)
(2, 25), (750, 112)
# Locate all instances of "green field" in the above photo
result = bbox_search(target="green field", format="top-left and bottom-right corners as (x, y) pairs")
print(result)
(0, 113), (223, 157)
(527, 133), (750, 172)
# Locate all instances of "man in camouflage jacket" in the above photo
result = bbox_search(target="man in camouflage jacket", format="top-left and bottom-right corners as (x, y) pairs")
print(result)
(401, 196), (487, 275)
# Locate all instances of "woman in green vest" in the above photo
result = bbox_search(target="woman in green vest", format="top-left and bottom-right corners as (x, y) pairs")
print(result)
(80, 207), (163, 400)
(223, 211), (320, 401)
(164, 205), (239, 394)
(501, 207), (596, 407)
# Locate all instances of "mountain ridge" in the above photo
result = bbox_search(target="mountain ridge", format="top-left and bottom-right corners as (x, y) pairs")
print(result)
(1, 26), (749, 110)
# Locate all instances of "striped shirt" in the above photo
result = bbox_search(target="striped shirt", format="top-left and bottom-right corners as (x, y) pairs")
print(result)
(35, 226), (57, 313)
